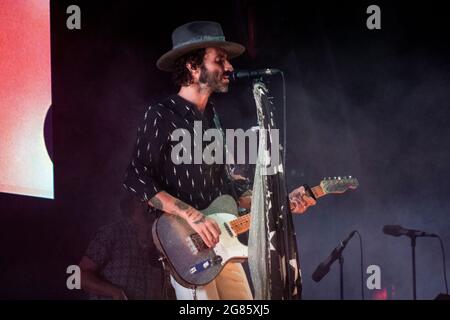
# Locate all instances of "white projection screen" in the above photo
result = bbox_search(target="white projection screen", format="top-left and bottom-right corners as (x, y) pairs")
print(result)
(0, 0), (53, 199)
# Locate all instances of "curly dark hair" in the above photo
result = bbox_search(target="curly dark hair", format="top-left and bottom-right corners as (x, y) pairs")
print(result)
(172, 48), (206, 87)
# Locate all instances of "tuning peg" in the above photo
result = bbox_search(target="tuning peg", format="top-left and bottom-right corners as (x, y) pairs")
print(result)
(338, 176), (341, 180)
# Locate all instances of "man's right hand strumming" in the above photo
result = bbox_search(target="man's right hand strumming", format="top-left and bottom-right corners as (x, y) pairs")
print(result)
(184, 209), (221, 248)
(148, 192), (221, 248)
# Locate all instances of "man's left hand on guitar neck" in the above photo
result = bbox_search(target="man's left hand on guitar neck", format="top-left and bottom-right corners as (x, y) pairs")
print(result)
(288, 186), (316, 214)
(237, 186), (316, 215)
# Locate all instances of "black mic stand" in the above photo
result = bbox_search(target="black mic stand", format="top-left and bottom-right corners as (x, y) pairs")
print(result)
(339, 255), (344, 300)
(334, 242), (346, 300)
(411, 235), (417, 300)
(383, 226), (440, 300)
(312, 231), (356, 300)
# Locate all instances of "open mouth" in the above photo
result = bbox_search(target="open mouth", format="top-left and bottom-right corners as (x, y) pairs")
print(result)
(222, 71), (231, 82)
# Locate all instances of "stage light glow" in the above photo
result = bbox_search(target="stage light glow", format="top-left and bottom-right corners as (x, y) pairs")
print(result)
(372, 287), (388, 300)
(0, 0), (53, 199)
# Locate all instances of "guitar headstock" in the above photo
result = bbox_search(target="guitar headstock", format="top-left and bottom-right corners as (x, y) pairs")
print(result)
(320, 176), (359, 194)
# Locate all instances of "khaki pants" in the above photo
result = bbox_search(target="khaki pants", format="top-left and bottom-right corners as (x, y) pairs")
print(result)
(170, 262), (253, 300)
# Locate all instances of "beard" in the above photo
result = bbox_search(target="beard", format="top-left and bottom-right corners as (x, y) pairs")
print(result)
(199, 65), (229, 93)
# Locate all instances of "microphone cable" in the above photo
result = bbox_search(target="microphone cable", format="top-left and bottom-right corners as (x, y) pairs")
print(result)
(355, 230), (365, 300)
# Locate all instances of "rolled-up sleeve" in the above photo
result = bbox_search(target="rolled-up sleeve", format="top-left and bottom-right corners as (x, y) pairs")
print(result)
(123, 105), (170, 202)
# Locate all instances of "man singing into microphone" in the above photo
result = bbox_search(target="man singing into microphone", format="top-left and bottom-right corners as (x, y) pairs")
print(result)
(122, 21), (316, 300)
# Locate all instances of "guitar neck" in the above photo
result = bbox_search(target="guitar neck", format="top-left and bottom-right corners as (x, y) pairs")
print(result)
(228, 184), (326, 236)
(310, 185), (326, 199)
(228, 214), (251, 236)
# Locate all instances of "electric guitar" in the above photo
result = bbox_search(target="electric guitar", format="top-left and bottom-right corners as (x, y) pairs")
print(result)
(152, 176), (359, 287)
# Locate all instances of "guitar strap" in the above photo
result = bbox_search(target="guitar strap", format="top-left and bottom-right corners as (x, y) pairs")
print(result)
(212, 108), (240, 201)
(302, 183), (316, 201)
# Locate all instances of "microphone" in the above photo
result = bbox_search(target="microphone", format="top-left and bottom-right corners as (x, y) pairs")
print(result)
(228, 68), (281, 81)
(312, 230), (357, 282)
(383, 225), (437, 238)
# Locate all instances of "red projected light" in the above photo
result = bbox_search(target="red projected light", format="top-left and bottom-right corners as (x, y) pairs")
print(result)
(372, 287), (388, 300)
(0, 0), (53, 199)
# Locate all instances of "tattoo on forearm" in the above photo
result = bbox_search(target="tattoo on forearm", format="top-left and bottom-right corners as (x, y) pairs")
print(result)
(186, 208), (196, 219)
(174, 199), (200, 221)
(174, 199), (190, 210)
(149, 196), (163, 210)
(193, 216), (206, 224)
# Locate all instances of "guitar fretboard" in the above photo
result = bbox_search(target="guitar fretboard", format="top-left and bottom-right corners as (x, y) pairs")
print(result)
(310, 185), (325, 199)
(228, 185), (326, 236)
(228, 214), (251, 236)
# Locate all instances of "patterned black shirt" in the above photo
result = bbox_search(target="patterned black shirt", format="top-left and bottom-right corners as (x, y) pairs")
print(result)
(123, 94), (236, 211)
(85, 218), (165, 300)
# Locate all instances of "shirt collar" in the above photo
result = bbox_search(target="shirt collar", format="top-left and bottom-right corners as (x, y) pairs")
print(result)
(167, 94), (215, 120)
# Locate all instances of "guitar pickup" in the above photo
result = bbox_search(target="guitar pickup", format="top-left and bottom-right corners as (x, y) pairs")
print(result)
(185, 233), (208, 254)
(224, 222), (234, 237)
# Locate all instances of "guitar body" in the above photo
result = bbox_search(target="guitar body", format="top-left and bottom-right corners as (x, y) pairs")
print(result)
(152, 195), (248, 288)
(152, 177), (358, 287)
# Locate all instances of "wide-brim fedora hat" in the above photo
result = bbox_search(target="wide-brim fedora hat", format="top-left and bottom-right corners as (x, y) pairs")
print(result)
(156, 21), (245, 72)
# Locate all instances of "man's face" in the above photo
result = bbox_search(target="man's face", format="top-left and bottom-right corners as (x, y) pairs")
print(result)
(198, 47), (233, 93)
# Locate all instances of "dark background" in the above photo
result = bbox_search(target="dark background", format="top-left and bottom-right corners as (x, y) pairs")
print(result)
(1, 0), (449, 299)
